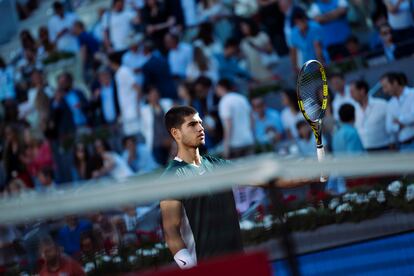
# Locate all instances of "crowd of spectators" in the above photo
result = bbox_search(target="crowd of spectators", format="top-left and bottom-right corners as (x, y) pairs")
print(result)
(1, 0), (414, 274)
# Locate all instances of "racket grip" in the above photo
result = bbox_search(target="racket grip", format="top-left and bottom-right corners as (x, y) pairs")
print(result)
(316, 146), (328, 182)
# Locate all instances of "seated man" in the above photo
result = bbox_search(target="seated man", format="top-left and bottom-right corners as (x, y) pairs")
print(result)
(39, 236), (85, 276)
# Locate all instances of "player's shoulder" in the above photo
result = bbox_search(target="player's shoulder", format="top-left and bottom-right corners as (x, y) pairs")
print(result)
(161, 160), (189, 177)
(202, 155), (231, 166)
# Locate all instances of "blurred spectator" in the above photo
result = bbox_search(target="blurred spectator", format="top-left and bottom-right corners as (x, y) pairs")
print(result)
(371, 22), (414, 61)
(2, 124), (29, 185)
(197, 0), (232, 42)
(122, 34), (147, 85)
(180, 0), (198, 27)
(290, 9), (326, 73)
(239, 19), (277, 81)
(72, 20), (100, 80)
(92, 138), (134, 180)
(79, 231), (103, 264)
(142, 0), (176, 51)
(50, 72), (89, 138)
(6, 178), (29, 196)
(383, 0), (414, 40)
(91, 7), (107, 43)
(350, 79), (390, 151)
(278, 0), (304, 49)
(0, 225), (21, 272)
(296, 120), (317, 156)
(19, 29), (37, 53)
(332, 103), (364, 154)
(381, 72), (414, 151)
(343, 35), (369, 58)
(90, 67), (120, 127)
(37, 26), (56, 60)
(329, 72), (357, 121)
(21, 129), (54, 182)
(39, 236), (85, 276)
(72, 142), (93, 181)
(48, 1), (79, 53)
(177, 81), (196, 106)
(141, 86), (174, 165)
(186, 46), (219, 83)
(58, 216), (92, 257)
(216, 79), (254, 158)
(308, 0), (351, 61)
(122, 135), (159, 173)
(215, 38), (251, 85)
(15, 48), (43, 92)
(164, 32), (193, 79)
(251, 96), (284, 147)
(108, 52), (141, 136)
(193, 22), (223, 58)
(37, 167), (56, 192)
(142, 41), (178, 99)
(258, 0), (289, 55)
(280, 89), (302, 140)
(0, 56), (16, 101)
(103, 0), (139, 53)
(18, 70), (53, 131)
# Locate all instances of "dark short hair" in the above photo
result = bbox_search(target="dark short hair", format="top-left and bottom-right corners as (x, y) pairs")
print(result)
(217, 78), (234, 91)
(224, 37), (239, 48)
(122, 135), (136, 147)
(164, 106), (198, 135)
(339, 103), (355, 123)
(292, 8), (307, 22)
(108, 51), (123, 65)
(53, 1), (63, 11)
(381, 72), (405, 86)
(295, 120), (308, 131)
(194, 76), (213, 88)
(330, 71), (344, 80)
(352, 79), (369, 94)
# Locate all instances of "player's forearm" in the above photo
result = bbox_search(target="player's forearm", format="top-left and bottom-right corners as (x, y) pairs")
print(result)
(163, 225), (186, 255)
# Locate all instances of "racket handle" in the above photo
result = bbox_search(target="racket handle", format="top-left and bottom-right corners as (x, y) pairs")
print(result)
(316, 146), (328, 182)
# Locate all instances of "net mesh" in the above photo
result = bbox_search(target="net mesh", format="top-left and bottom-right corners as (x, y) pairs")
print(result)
(298, 62), (325, 121)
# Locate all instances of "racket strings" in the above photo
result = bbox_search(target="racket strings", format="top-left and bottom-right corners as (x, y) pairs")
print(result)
(298, 64), (324, 121)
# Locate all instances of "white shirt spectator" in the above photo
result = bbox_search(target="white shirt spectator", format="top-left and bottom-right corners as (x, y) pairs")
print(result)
(18, 86), (53, 124)
(140, 98), (174, 151)
(218, 92), (254, 148)
(115, 66), (140, 135)
(126, 0), (145, 11)
(48, 12), (79, 53)
(102, 9), (136, 51)
(386, 87), (414, 143)
(355, 97), (390, 149)
(281, 107), (302, 139)
(122, 48), (149, 85)
(332, 86), (358, 121)
(193, 39), (223, 59)
(384, 0), (414, 30)
(186, 58), (219, 83)
(105, 152), (134, 180)
(168, 42), (193, 78)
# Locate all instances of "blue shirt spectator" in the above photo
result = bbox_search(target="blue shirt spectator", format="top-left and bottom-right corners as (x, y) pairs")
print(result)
(251, 97), (284, 145)
(332, 103), (364, 154)
(57, 218), (92, 256)
(291, 20), (324, 63)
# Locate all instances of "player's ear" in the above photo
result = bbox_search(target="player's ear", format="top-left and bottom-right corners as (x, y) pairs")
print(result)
(171, 127), (180, 141)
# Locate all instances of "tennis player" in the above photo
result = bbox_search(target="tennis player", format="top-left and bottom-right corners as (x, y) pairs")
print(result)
(160, 105), (311, 269)
(160, 106), (242, 269)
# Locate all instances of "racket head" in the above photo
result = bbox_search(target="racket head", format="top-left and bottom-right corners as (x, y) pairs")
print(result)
(297, 60), (329, 123)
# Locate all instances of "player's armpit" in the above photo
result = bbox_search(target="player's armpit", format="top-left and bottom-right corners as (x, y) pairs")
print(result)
(160, 199), (186, 255)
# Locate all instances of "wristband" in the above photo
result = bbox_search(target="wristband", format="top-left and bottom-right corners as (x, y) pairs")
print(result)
(174, 248), (196, 269)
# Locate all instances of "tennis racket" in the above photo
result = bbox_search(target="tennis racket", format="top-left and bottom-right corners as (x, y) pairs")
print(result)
(296, 60), (329, 182)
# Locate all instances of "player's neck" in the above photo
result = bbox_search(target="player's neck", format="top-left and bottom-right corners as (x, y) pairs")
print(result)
(177, 147), (202, 166)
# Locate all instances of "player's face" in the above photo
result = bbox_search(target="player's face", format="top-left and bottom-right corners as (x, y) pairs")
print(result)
(178, 113), (205, 148)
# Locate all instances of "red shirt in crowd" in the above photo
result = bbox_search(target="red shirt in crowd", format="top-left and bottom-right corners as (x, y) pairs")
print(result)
(39, 255), (85, 276)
